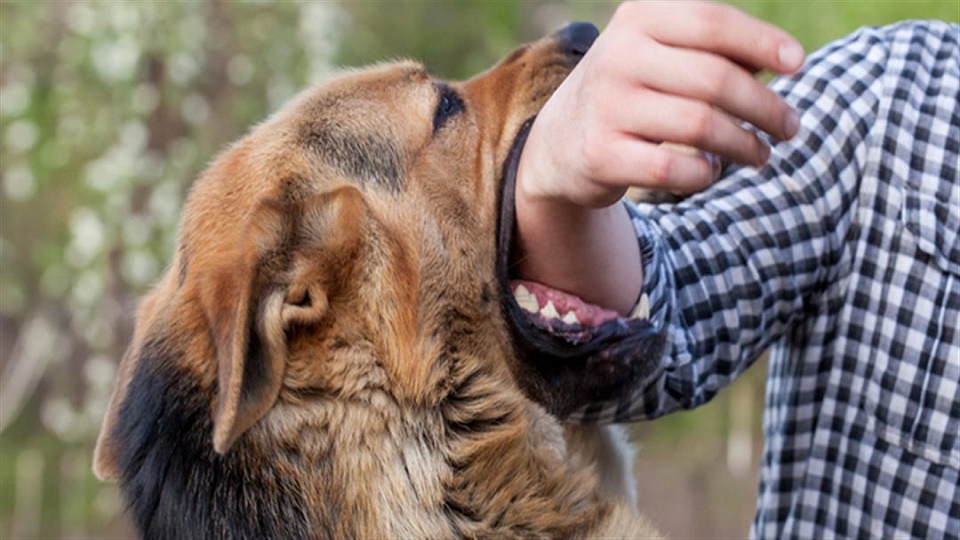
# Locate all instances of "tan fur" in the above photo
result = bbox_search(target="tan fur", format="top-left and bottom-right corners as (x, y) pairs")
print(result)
(95, 31), (662, 539)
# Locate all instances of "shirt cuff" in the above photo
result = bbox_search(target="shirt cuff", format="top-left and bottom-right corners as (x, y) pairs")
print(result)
(624, 200), (674, 336)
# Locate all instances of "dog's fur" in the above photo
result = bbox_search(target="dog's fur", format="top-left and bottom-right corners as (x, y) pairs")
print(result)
(94, 28), (662, 539)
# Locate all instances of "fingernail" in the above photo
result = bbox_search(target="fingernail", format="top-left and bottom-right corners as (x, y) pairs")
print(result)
(784, 108), (800, 139)
(706, 152), (722, 179)
(778, 42), (804, 71)
(758, 144), (771, 166)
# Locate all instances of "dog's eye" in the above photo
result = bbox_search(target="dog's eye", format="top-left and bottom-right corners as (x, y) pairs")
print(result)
(433, 84), (464, 133)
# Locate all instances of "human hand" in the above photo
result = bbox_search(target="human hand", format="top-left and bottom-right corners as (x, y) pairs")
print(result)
(520, 1), (804, 207)
(513, 2), (805, 314)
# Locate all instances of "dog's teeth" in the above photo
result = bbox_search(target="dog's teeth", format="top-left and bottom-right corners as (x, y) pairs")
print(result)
(540, 301), (560, 320)
(630, 293), (650, 320)
(562, 311), (579, 325)
(514, 284), (540, 313)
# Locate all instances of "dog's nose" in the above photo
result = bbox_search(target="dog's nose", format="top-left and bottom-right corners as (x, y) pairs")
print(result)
(554, 21), (599, 57)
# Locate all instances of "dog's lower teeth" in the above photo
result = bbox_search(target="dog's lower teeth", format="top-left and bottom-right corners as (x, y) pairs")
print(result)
(630, 293), (650, 320)
(540, 301), (560, 320)
(514, 284), (540, 313)
(562, 311), (579, 325)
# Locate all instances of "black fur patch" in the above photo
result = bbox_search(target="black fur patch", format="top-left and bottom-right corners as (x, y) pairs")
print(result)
(112, 338), (315, 539)
(301, 123), (403, 193)
(177, 246), (188, 288)
(241, 313), (272, 407)
(499, 45), (530, 67)
(444, 366), (515, 437)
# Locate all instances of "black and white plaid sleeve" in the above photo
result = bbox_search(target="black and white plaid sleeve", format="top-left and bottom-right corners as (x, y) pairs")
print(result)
(571, 20), (960, 539)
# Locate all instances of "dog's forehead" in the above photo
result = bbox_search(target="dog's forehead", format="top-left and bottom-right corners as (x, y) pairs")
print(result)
(282, 62), (438, 193)
(299, 61), (433, 114)
(179, 62), (437, 246)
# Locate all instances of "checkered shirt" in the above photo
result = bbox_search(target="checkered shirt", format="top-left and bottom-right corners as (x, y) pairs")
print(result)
(573, 21), (960, 539)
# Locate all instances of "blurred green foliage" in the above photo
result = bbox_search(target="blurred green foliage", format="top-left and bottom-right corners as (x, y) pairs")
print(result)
(0, 1), (955, 537)
(732, 0), (959, 50)
(1, 2), (349, 535)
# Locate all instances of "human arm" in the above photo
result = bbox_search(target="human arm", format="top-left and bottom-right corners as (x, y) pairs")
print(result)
(532, 23), (899, 422)
(514, 1), (804, 315)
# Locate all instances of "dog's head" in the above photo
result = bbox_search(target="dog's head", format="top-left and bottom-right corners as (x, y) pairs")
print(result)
(94, 22), (661, 483)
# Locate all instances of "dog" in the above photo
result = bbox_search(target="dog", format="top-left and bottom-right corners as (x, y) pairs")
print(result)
(93, 22), (666, 539)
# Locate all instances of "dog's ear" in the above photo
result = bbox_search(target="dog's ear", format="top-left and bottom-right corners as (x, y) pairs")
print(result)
(92, 185), (366, 472)
(210, 186), (366, 454)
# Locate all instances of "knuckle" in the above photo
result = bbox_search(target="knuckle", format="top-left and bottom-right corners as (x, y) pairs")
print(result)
(691, 4), (725, 38)
(612, 2), (644, 25)
(611, 2), (628, 20)
(589, 37), (629, 79)
(579, 138), (610, 180)
(685, 105), (715, 145)
(703, 64), (732, 101)
(646, 151), (675, 186)
(704, 3), (736, 26)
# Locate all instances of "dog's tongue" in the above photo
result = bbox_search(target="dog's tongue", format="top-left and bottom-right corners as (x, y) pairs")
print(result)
(510, 279), (620, 327)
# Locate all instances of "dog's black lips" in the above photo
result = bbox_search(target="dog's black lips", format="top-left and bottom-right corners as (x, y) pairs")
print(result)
(495, 118), (667, 418)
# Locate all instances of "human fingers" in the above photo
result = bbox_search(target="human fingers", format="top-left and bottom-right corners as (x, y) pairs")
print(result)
(630, 38), (800, 141)
(617, 1), (805, 74)
(572, 135), (718, 203)
(615, 87), (771, 166)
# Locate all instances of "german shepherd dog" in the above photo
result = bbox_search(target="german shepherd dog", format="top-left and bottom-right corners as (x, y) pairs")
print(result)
(94, 22), (665, 538)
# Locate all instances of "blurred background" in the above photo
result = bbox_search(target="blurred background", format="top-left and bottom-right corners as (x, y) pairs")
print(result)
(1, 1), (956, 537)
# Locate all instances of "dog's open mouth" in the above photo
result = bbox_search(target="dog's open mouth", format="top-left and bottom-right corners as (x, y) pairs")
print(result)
(495, 119), (667, 418)
(508, 279), (650, 344)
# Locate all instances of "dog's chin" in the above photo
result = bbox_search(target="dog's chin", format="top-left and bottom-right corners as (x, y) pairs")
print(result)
(495, 118), (667, 419)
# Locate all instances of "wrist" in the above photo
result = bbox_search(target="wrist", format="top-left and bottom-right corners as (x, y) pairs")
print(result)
(513, 183), (642, 316)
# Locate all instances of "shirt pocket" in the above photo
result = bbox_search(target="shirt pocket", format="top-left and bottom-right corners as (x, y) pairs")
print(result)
(860, 182), (960, 470)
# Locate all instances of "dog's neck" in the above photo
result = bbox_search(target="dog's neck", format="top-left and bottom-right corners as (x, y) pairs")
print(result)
(114, 316), (610, 538)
